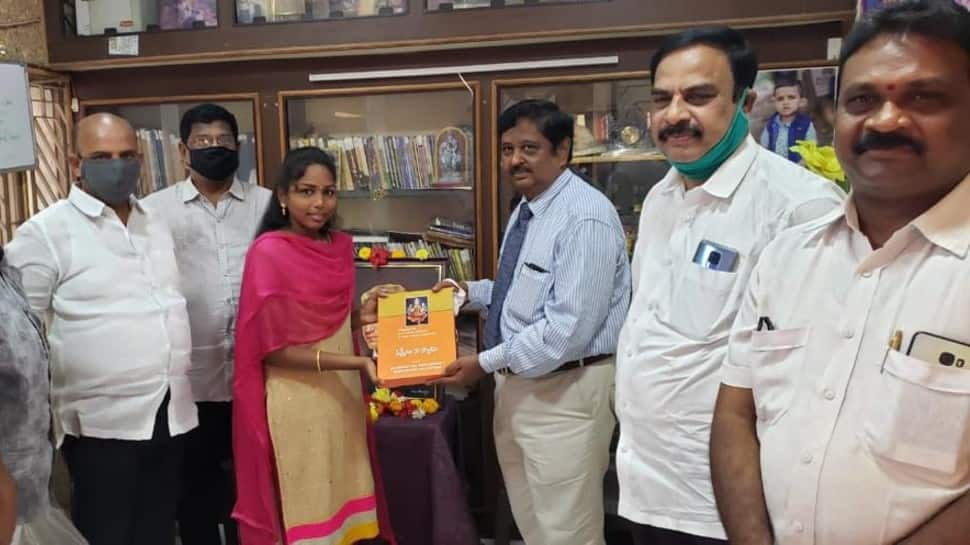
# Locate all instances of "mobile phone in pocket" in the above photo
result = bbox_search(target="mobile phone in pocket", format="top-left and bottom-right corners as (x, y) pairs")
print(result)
(692, 240), (740, 272)
(907, 331), (970, 369)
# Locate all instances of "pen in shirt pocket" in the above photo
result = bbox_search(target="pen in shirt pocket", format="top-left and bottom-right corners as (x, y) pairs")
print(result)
(756, 316), (775, 331)
(882, 330), (904, 374)
(524, 262), (548, 273)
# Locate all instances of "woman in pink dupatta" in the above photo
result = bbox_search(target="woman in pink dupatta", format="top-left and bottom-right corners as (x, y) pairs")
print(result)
(233, 147), (396, 545)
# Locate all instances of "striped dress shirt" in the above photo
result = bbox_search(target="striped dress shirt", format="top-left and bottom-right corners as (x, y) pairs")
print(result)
(469, 168), (631, 377)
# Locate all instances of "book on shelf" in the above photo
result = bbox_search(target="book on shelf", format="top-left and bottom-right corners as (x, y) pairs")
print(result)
(351, 238), (476, 283)
(350, 218), (476, 283)
(290, 130), (473, 193)
(133, 129), (258, 196)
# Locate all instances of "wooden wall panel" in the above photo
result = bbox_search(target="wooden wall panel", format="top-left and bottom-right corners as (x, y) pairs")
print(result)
(1, 0), (48, 65)
(46, 0), (854, 69)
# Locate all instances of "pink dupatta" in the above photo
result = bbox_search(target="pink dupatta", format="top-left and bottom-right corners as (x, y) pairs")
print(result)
(232, 230), (394, 545)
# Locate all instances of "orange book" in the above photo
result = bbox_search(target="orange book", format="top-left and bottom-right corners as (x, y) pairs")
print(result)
(376, 288), (456, 388)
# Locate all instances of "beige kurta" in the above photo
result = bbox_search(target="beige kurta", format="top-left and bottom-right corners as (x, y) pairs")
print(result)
(265, 316), (377, 536)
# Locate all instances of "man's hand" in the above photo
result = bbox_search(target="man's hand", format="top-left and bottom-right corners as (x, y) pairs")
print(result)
(432, 280), (468, 311)
(432, 280), (468, 294)
(360, 283), (406, 325)
(430, 354), (487, 387)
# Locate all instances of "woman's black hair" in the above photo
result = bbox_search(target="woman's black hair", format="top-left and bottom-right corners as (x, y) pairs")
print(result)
(256, 146), (339, 238)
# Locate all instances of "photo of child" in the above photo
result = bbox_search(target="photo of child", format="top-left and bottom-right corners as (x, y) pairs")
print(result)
(749, 67), (838, 163)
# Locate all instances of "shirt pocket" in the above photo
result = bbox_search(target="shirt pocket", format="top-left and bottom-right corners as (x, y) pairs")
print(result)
(666, 261), (742, 339)
(751, 327), (810, 429)
(862, 349), (970, 477)
(505, 265), (551, 323)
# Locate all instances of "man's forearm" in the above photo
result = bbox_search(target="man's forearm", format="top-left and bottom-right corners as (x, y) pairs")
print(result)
(897, 490), (970, 545)
(711, 387), (774, 545)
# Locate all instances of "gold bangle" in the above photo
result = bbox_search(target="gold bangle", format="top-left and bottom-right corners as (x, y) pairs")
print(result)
(315, 349), (322, 373)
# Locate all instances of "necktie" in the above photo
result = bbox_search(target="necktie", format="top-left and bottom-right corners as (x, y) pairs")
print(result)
(484, 203), (533, 349)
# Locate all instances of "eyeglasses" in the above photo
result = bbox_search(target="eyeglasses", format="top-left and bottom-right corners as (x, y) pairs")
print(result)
(188, 135), (237, 149)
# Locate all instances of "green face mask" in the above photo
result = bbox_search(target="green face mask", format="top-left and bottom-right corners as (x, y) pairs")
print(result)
(669, 88), (750, 182)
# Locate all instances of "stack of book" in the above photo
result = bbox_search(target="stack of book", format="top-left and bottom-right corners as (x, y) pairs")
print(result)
(351, 217), (476, 282)
(290, 133), (472, 192)
(423, 216), (474, 248)
(134, 129), (258, 196)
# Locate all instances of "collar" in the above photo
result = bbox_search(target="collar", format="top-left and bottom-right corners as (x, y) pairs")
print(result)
(68, 184), (143, 219)
(833, 173), (970, 258)
(517, 168), (573, 218)
(178, 177), (246, 203)
(911, 173), (970, 258)
(658, 135), (758, 199)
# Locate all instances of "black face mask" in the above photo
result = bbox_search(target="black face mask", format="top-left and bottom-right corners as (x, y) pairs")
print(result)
(190, 146), (239, 181)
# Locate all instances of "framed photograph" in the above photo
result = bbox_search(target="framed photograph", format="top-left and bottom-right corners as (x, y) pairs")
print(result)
(749, 66), (838, 163)
(159, 0), (217, 29)
(434, 126), (472, 187)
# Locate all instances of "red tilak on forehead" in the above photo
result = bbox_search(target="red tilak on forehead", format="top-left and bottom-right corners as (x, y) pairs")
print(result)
(887, 84), (896, 91)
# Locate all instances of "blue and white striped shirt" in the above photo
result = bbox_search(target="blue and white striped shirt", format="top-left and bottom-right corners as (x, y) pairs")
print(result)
(469, 168), (631, 377)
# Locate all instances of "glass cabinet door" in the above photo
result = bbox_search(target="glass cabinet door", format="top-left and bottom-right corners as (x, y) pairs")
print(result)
(496, 76), (667, 257)
(283, 85), (478, 282)
(236, 0), (406, 24)
(427, 0), (605, 12)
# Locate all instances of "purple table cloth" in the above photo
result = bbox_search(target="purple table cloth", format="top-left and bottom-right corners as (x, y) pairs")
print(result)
(372, 397), (479, 545)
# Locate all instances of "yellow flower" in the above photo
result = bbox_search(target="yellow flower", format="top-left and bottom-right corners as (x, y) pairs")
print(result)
(415, 248), (430, 261)
(372, 387), (392, 404)
(421, 398), (439, 414)
(790, 140), (846, 184)
(389, 399), (403, 414)
(390, 249), (406, 259)
(369, 402), (381, 422)
(409, 399), (423, 409)
(357, 247), (372, 260)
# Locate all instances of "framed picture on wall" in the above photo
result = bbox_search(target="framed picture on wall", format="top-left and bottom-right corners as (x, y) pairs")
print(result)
(434, 126), (472, 187)
(749, 66), (838, 164)
(159, 0), (217, 29)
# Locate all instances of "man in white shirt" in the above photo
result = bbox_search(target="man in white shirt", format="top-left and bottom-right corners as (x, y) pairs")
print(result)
(4, 113), (197, 545)
(711, 2), (970, 544)
(142, 104), (270, 545)
(614, 27), (844, 545)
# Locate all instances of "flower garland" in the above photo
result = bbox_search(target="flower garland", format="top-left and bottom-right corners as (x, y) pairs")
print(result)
(356, 245), (430, 269)
(369, 387), (440, 422)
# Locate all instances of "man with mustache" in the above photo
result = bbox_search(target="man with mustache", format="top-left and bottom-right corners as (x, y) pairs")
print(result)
(433, 99), (630, 545)
(4, 113), (196, 545)
(614, 27), (843, 545)
(711, 2), (970, 544)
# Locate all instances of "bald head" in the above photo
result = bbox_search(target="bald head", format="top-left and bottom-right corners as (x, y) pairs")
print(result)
(74, 113), (137, 157)
(70, 113), (140, 186)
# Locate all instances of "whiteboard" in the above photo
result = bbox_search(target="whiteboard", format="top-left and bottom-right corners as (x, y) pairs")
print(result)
(0, 62), (37, 173)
